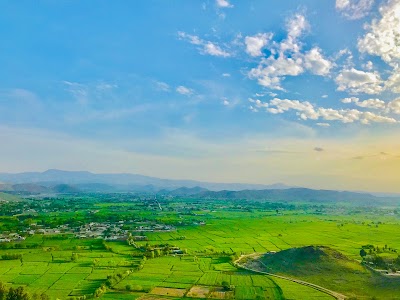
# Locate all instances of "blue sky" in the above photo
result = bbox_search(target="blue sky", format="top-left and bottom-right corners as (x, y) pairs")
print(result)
(0, 0), (399, 192)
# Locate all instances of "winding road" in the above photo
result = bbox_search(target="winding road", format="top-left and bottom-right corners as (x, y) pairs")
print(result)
(234, 253), (347, 300)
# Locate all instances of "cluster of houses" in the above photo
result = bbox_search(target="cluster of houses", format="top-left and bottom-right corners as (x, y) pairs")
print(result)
(133, 223), (175, 232)
(0, 233), (26, 243)
(0, 220), (177, 243)
(75, 222), (128, 240)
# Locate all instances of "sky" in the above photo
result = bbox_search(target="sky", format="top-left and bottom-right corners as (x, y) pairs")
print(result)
(0, 0), (399, 192)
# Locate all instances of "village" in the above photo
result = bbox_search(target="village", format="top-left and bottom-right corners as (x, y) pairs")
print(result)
(0, 220), (177, 243)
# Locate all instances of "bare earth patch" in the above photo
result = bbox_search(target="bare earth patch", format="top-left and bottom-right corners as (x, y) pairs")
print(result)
(209, 287), (234, 299)
(150, 287), (187, 297)
(138, 295), (171, 300)
(186, 285), (211, 298)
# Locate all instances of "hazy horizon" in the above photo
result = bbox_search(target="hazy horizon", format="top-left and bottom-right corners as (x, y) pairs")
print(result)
(1, 1), (399, 192)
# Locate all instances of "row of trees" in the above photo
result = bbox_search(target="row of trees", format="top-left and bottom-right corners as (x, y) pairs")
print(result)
(0, 283), (49, 300)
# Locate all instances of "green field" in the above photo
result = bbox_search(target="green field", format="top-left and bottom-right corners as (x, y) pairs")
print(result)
(0, 194), (398, 299)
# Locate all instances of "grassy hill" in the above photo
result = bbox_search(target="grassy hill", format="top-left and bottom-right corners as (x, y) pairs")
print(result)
(0, 192), (23, 202)
(245, 246), (400, 299)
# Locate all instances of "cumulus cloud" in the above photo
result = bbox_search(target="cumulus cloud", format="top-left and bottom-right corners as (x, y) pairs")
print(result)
(386, 69), (400, 93)
(178, 32), (231, 57)
(248, 56), (304, 90)
(245, 33), (273, 57)
(303, 47), (333, 75)
(176, 86), (193, 96)
(388, 98), (400, 114)
(255, 97), (397, 124)
(361, 111), (397, 124)
(247, 14), (332, 90)
(216, 0), (233, 8)
(316, 123), (331, 127)
(286, 13), (309, 41)
(336, 0), (375, 20)
(335, 68), (384, 94)
(341, 97), (386, 109)
(248, 98), (269, 109)
(357, 0), (400, 64)
(222, 73), (231, 77)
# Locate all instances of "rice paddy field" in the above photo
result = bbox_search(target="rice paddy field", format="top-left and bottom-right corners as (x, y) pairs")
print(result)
(0, 195), (399, 299)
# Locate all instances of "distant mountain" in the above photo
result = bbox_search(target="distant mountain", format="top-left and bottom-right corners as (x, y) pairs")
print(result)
(0, 183), (80, 194)
(160, 186), (209, 196)
(191, 188), (398, 205)
(0, 169), (294, 191)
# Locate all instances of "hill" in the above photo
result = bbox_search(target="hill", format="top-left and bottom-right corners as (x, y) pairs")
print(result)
(0, 169), (293, 191)
(245, 246), (400, 299)
(160, 186), (209, 196)
(0, 192), (23, 202)
(194, 187), (396, 205)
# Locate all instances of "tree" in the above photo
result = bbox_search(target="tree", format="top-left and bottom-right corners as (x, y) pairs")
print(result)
(0, 282), (7, 300)
(360, 248), (367, 259)
(71, 253), (78, 262)
(6, 286), (30, 300)
(222, 281), (230, 291)
(155, 249), (161, 257)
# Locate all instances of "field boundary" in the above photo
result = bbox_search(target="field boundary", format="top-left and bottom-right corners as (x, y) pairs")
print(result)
(234, 253), (347, 300)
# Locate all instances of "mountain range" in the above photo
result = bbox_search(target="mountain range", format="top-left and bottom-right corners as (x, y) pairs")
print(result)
(0, 169), (291, 192)
(0, 169), (398, 205)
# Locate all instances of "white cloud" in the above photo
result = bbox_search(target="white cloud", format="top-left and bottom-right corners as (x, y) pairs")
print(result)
(363, 61), (374, 70)
(247, 14), (332, 90)
(386, 68), (400, 93)
(63, 81), (89, 105)
(216, 0), (233, 8)
(249, 105), (258, 112)
(176, 86), (193, 96)
(222, 73), (231, 77)
(388, 98), (400, 114)
(286, 13), (309, 40)
(155, 81), (170, 92)
(178, 32), (231, 57)
(267, 98), (318, 120)
(335, 48), (354, 68)
(96, 83), (118, 91)
(260, 97), (397, 124)
(336, 0), (375, 20)
(245, 33), (273, 57)
(249, 98), (269, 109)
(248, 56), (304, 90)
(341, 97), (359, 103)
(361, 111), (397, 124)
(335, 68), (384, 94)
(341, 97), (386, 109)
(355, 98), (386, 109)
(316, 123), (331, 127)
(303, 47), (333, 75)
(204, 42), (231, 57)
(322, 95), (328, 98)
(222, 98), (230, 106)
(357, 0), (400, 64)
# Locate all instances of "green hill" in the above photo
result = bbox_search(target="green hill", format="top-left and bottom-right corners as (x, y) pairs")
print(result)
(0, 192), (23, 202)
(245, 246), (400, 299)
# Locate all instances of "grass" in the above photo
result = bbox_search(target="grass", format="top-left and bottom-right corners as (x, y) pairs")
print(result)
(250, 245), (400, 299)
(0, 198), (399, 299)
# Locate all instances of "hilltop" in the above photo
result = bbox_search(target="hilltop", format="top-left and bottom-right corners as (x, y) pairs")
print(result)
(244, 246), (400, 299)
